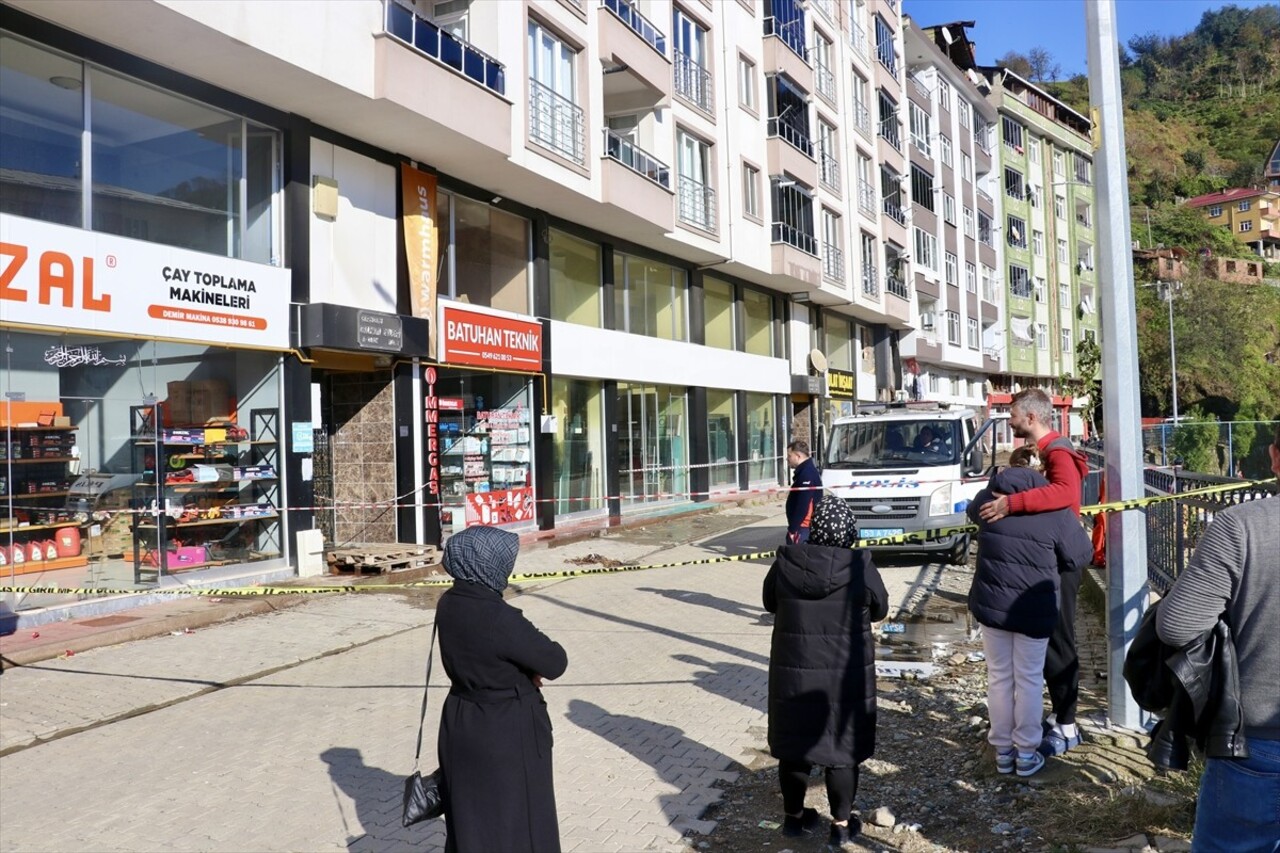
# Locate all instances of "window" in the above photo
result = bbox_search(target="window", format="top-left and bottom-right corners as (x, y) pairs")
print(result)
(946, 310), (961, 345)
(674, 8), (712, 111)
(881, 164), (904, 223)
(813, 32), (836, 102)
(937, 79), (952, 112)
(1028, 186), (1041, 208)
(1036, 322), (1048, 350)
(742, 162), (761, 218)
(852, 71), (871, 137)
(1239, 200), (1253, 212)
(1004, 167), (1024, 200)
(1009, 264), (1031, 298)
(550, 229), (602, 326)
(1059, 280), (1071, 305)
(1002, 115), (1024, 152)
(958, 100), (970, 128)
(860, 232), (878, 296)
(944, 252), (957, 285)
(738, 54), (758, 111)
(856, 152), (876, 215)
(874, 14), (896, 75)
(1078, 242), (1094, 269)
(613, 252), (688, 341)
(920, 306), (936, 332)
(859, 323), (876, 374)
(965, 261), (977, 293)
(1032, 229), (1044, 256)
(706, 388), (739, 489)
(768, 74), (813, 155)
(913, 227), (938, 271)
(822, 208), (843, 281)
(449, 195), (531, 314)
(765, 0), (808, 57)
(1055, 194), (1066, 220)
(1240, 220), (1253, 232)
(978, 210), (993, 245)
(962, 151), (972, 182)
(980, 265), (995, 301)
(1028, 138), (1040, 164)
(943, 193), (956, 225)
(745, 391), (778, 482)
(967, 317), (979, 348)
(1006, 215), (1026, 249)
(771, 177), (817, 254)
(963, 206), (975, 237)
(910, 164), (935, 211)
(1073, 153), (1092, 185)
(877, 88), (900, 150)
(910, 102), (931, 155)
(1061, 328), (1072, 353)
(1208, 205), (1223, 217)
(677, 129), (715, 231)
(940, 136), (953, 168)
(1057, 238), (1068, 264)
(703, 276), (735, 350)
(1053, 149), (1065, 177)
(528, 20), (582, 163)
(742, 287), (775, 356)
(1034, 277), (1046, 303)
(818, 120), (839, 189)
(433, 0), (472, 40)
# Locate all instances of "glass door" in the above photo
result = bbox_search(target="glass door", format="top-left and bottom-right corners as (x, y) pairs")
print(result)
(616, 383), (688, 505)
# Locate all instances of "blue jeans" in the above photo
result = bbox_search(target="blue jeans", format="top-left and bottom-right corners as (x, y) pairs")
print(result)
(1192, 736), (1280, 852)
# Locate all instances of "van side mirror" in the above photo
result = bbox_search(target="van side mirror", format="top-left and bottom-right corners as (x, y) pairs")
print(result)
(965, 446), (985, 476)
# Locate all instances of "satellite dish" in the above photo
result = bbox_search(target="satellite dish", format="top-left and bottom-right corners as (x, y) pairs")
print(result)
(809, 349), (829, 373)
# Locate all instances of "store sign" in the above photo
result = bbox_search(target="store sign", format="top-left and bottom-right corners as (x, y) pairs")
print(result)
(465, 487), (535, 527)
(424, 366), (441, 499)
(0, 214), (290, 349)
(400, 164), (438, 343)
(440, 304), (542, 372)
(828, 368), (856, 400)
(356, 311), (403, 351)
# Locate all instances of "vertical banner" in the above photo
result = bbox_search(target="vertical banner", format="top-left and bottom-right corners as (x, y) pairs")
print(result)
(400, 163), (438, 357)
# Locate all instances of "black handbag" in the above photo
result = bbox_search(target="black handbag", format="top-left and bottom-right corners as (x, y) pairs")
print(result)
(402, 622), (445, 827)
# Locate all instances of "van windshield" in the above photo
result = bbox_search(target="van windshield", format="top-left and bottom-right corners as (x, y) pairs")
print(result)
(825, 419), (961, 469)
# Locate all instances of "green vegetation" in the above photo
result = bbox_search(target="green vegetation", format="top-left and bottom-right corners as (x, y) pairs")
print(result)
(1171, 408), (1221, 474)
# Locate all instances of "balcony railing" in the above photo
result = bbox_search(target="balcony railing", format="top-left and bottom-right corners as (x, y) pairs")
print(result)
(883, 199), (905, 225)
(909, 73), (932, 100)
(602, 129), (670, 188)
(601, 0), (667, 54)
(810, 0), (836, 22)
(857, 179), (876, 216)
(1076, 213), (1092, 228)
(853, 102), (872, 140)
(886, 270), (910, 299)
(851, 24), (869, 61)
(529, 79), (585, 164)
(384, 0), (506, 96)
(819, 151), (840, 191)
(983, 279), (999, 303)
(977, 188), (993, 206)
(674, 51), (713, 112)
(823, 243), (844, 282)
(768, 118), (814, 158)
(878, 117), (901, 151)
(764, 16), (808, 61)
(772, 221), (818, 255)
(678, 177), (716, 232)
(814, 61), (837, 102)
(862, 262), (879, 297)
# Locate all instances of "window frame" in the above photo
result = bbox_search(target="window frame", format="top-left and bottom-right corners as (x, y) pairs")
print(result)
(737, 52), (758, 113)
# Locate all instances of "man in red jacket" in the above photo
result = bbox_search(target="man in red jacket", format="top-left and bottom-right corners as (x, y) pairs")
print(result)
(979, 388), (1089, 756)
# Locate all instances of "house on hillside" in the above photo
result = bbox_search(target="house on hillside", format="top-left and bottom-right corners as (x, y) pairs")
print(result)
(1266, 139), (1280, 190)
(1133, 247), (1188, 283)
(1185, 187), (1280, 260)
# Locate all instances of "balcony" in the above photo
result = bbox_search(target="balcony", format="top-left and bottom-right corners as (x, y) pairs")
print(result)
(823, 243), (844, 283)
(384, 1), (506, 96)
(915, 271), (940, 300)
(857, 179), (877, 217)
(766, 121), (817, 185)
(764, 20), (814, 94)
(601, 129), (674, 232)
(678, 177), (717, 233)
(764, 16), (807, 61)
(976, 188), (994, 208)
(819, 152), (841, 192)
(980, 297), (998, 323)
(851, 24), (869, 62)
(599, 0), (672, 109)
(674, 51), (713, 113)
(529, 79), (585, 165)
(853, 102), (872, 140)
(810, 53), (838, 104)
(861, 262), (879, 297)
(878, 118), (901, 152)
(909, 73), (932, 101)
(883, 198), (905, 225)
(772, 221), (818, 256)
(886, 270), (910, 299)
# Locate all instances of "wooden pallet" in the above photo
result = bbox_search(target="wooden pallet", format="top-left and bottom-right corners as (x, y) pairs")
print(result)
(326, 543), (441, 574)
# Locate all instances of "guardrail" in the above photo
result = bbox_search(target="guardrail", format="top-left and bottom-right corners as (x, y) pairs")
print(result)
(602, 129), (670, 188)
(383, 0), (506, 96)
(674, 51), (713, 112)
(529, 79), (585, 164)
(601, 0), (667, 55)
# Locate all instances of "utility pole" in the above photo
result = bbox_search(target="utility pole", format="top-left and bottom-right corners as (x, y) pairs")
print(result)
(1085, 0), (1148, 731)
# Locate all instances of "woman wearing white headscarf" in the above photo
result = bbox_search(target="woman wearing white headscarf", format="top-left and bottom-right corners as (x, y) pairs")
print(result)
(436, 526), (568, 852)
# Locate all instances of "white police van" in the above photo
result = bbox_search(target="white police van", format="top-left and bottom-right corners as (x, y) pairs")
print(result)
(821, 403), (996, 565)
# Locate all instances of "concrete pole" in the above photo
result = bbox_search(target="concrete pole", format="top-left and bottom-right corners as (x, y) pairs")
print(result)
(1085, 0), (1148, 730)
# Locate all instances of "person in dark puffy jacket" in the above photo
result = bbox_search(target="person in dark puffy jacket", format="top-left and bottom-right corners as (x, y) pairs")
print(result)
(764, 497), (889, 850)
(967, 448), (1093, 778)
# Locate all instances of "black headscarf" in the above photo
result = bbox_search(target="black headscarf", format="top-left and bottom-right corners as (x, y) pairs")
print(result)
(442, 525), (519, 593)
(808, 496), (858, 548)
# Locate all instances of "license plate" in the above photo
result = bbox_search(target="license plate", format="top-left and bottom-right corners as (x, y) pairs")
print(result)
(861, 527), (904, 538)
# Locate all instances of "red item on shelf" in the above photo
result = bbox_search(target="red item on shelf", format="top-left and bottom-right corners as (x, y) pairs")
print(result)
(56, 526), (82, 558)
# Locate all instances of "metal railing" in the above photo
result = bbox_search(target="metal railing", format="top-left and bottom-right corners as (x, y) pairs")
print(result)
(977, 188), (993, 206)
(851, 24), (869, 61)
(810, 0), (836, 22)
(602, 129), (670, 188)
(768, 118), (814, 158)
(857, 179), (876, 216)
(674, 51), (713, 112)
(862, 261), (879, 296)
(819, 151), (840, 190)
(823, 243), (844, 282)
(601, 0), (667, 55)
(876, 38), (897, 76)
(772, 220), (818, 255)
(982, 279), (999, 303)
(852, 101), (872, 140)
(383, 0), (506, 96)
(909, 73), (932, 100)
(882, 198), (905, 224)
(678, 177), (716, 231)
(878, 117), (901, 151)
(815, 62), (837, 102)
(529, 79), (585, 164)
(886, 270), (909, 298)
(764, 16), (807, 60)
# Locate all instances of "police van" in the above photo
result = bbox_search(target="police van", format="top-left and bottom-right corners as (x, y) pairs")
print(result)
(821, 403), (997, 564)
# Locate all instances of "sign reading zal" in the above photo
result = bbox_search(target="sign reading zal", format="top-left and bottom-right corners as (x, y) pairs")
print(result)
(439, 302), (542, 372)
(0, 215), (290, 349)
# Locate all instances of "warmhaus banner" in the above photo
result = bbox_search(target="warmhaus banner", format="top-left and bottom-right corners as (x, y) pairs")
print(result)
(400, 164), (438, 348)
(440, 303), (543, 371)
(0, 214), (289, 349)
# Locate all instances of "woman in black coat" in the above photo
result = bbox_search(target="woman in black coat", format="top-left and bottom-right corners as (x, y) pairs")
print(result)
(436, 525), (568, 852)
(764, 497), (889, 849)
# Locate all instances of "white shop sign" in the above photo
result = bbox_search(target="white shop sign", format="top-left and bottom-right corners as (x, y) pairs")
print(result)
(0, 215), (291, 350)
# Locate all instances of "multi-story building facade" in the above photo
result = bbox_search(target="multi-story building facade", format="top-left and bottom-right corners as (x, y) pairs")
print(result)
(1185, 187), (1280, 260)
(1266, 139), (1280, 190)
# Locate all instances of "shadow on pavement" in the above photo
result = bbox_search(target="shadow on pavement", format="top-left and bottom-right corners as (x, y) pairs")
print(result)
(566, 698), (744, 834)
(637, 587), (767, 620)
(695, 525), (786, 558)
(320, 746), (446, 852)
(672, 653), (768, 715)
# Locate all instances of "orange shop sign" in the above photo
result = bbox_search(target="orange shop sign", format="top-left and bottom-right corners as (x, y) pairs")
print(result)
(440, 304), (542, 372)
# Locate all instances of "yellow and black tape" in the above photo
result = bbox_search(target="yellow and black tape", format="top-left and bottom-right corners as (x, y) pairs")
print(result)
(2, 478), (1273, 599)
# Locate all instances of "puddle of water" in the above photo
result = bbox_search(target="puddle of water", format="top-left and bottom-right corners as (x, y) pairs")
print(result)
(876, 605), (975, 663)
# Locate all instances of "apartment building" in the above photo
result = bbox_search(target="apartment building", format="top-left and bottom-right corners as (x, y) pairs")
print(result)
(1266, 139), (1279, 190)
(1186, 187), (1280, 260)
(2, 0), (947, 604)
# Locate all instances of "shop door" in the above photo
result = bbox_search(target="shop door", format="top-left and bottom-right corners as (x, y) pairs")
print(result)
(616, 383), (687, 505)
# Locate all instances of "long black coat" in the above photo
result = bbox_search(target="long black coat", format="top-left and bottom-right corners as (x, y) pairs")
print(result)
(763, 544), (889, 766)
(436, 582), (568, 853)
(966, 467), (1093, 639)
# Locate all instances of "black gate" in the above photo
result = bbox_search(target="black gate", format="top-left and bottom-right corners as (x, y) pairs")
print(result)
(311, 428), (336, 546)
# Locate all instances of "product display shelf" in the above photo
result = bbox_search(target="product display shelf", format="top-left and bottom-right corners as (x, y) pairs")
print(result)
(1, 520), (81, 534)
(2, 424), (88, 571)
(1, 553), (90, 576)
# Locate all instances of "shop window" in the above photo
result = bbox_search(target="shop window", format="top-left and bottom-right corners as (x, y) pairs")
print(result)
(703, 276), (736, 350)
(825, 316), (854, 372)
(745, 391), (778, 483)
(616, 383), (688, 507)
(742, 288), (774, 357)
(549, 229), (601, 327)
(450, 195), (531, 314)
(550, 377), (603, 515)
(613, 252), (688, 341)
(706, 388), (739, 490)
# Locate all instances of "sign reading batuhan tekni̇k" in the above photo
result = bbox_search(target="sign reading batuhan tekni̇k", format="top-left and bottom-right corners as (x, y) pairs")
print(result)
(439, 302), (542, 372)
(0, 214), (290, 350)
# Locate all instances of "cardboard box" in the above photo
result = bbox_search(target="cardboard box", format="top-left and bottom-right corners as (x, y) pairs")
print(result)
(166, 381), (192, 425)
(189, 380), (231, 424)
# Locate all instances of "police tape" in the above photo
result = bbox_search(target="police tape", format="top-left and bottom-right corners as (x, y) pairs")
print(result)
(2, 478), (1273, 599)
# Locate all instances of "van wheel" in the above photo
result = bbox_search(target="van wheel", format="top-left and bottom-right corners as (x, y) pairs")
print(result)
(947, 535), (971, 566)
